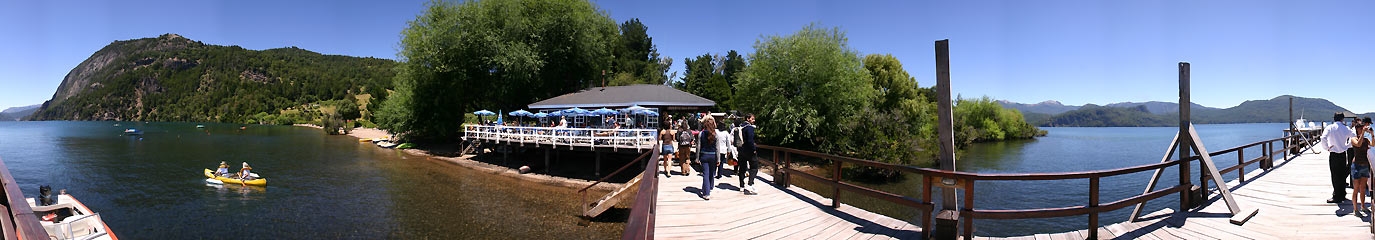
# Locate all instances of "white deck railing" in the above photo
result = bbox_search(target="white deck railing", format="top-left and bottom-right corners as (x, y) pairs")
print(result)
(463, 124), (659, 151)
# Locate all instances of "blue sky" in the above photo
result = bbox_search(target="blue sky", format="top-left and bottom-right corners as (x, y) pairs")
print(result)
(4, 1), (1375, 113)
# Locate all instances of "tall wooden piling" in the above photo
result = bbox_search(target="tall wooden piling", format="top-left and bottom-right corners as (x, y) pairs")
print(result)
(933, 39), (959, 240)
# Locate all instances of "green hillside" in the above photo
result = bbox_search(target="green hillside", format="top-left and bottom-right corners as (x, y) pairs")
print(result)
(28, 34), (395, 123)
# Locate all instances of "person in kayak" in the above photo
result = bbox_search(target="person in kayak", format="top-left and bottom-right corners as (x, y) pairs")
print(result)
(215, 161), (230, 177)
(239, 162), (254, 181)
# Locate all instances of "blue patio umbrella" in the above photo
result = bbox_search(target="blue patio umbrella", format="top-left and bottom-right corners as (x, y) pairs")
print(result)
(619, 105), (649, 113)
(639, 110), (659, 117)
(509, 109), (532, 117)
(473, 110), (495, 116)
(533, 112), (549, 118)
(564, 107), (589, 115)
(592, 108), (618, 116)
(549, 111), (564, 117)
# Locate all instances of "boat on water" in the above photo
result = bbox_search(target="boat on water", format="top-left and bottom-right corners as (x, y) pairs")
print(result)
(195, 124), (205, 128)
(203, 169), (267, 186)
(27, 191), (117, 240)
(121, 128), (141, 135)
(377, 141), (398, 148)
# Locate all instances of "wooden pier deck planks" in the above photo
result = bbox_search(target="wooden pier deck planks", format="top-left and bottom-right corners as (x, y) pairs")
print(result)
(650, 149), (1374, 239)
(653, 170), (922, 239)
(980, 149), (1374, 239)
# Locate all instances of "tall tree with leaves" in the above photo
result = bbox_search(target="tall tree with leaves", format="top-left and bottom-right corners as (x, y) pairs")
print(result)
(733, 23), (876, 152)
(377, 0), (618, 140)
(608, 18), (667, 86)
(863, 54), (919, 110)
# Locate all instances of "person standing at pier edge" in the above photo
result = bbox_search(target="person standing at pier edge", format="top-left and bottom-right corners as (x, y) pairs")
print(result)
(698, 118), (720, 200)
(738, 114), (760, 195)
(1351, 131), (1372, 214)
(1323, 112), (1356, 204)
(659, 117), (676, 178)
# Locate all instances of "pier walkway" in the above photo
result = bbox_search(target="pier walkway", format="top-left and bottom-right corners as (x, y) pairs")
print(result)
(992, 148), (1372, 239)
(653, 170), (922, 239)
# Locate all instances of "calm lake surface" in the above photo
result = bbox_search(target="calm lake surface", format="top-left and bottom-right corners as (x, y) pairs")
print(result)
(0, 121), (623, 239)
(783, 123), (1291, 237)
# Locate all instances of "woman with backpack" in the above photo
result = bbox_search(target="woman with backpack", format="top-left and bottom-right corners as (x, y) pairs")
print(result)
(676, 118), (694, 176)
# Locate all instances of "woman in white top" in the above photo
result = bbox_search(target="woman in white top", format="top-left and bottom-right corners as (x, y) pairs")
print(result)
(716, 126), (732, 179)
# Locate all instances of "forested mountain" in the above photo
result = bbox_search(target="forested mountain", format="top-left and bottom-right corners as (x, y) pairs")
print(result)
(0, 104), (40, 121)
(1105, 101), (1217, 114)
(997, 100), (1080, 115)
(1036, 95), (1347, 127)
(28, 34), (395, 123)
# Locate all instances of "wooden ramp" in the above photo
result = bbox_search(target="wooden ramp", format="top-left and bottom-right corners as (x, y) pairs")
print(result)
(585, 173), (642, 217)
(981, 149), (1374, 239)
(653, 170), (922, 239)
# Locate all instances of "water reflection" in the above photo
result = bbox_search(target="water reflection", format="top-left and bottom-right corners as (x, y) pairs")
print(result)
(0, 121), (624, 239)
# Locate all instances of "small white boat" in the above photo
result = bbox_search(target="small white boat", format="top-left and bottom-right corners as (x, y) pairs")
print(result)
(377, 141), (398, 148)
(122, 128), (142, 135)
(27, 193), (117, 240)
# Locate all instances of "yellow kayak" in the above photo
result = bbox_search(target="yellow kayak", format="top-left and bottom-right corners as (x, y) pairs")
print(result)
(204, 169), (268, 186)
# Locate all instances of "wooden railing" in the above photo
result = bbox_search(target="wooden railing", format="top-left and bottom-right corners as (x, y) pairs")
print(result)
(463, 125), (658, 151)
(759, 133), (1317, 239)
(620, 146), (661, 240)
(0, 157), (48, 240)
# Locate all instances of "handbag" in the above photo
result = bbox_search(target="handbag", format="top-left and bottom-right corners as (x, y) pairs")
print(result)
(728, 158), (738, 167)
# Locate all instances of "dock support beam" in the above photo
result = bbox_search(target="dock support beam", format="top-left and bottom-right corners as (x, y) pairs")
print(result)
(1179, 62), (1197, 211)
(596, 152), (602, 177)
(932, 39), (960, 240)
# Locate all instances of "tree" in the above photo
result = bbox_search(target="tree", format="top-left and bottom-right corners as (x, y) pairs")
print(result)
(721, 50), (746, 108)
(610, 18), (667, 86)
(378, 0), (618, 141)
(863, 54), (918, 110)
(682, 54), (731, 109)
(733, 23), (876, 153)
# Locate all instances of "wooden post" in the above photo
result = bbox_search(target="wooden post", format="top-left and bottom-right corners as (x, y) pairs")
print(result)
(1238, 148), (1245, 181)
(832, 160), (842, 208)
(1179, 62), (1195, 210)
(596, 152), (602, 178)
(1089, 177), (1100, 240)
(933, 39), (960, 240)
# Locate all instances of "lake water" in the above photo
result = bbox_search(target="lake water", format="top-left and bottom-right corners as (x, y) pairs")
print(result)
(782, 123), (1292, 237)
(0, 121), (624, 239)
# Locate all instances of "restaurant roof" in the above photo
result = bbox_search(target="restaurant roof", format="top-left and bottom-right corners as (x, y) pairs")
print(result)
(527, 84), (715, 110)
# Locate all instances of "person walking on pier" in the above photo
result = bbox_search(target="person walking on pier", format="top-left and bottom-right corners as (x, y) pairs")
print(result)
(660, 118), (676, 178)
(738, 114), (760, 195)
(1323, 112), (1356, 204)
(698, 118), (720, 200)
(677, 119), (694, 176)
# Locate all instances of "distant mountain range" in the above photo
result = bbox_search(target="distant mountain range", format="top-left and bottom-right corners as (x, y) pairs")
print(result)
(0, 104), (40, 121)
(999, 95), (1351, 127)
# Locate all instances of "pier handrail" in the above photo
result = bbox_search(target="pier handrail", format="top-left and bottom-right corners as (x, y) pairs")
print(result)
(0, 157), (49, 240)
(621, 146), (661, 240)
(463, 124), (658, 151)
(758, 132), (1317, 239)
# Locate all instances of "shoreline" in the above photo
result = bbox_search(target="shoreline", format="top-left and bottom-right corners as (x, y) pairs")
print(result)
(299, 125), (622, 192)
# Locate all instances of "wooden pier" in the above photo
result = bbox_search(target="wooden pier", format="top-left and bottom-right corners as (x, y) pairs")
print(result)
(653, 171), (922, 239)
(980, 146), (1370, 239)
